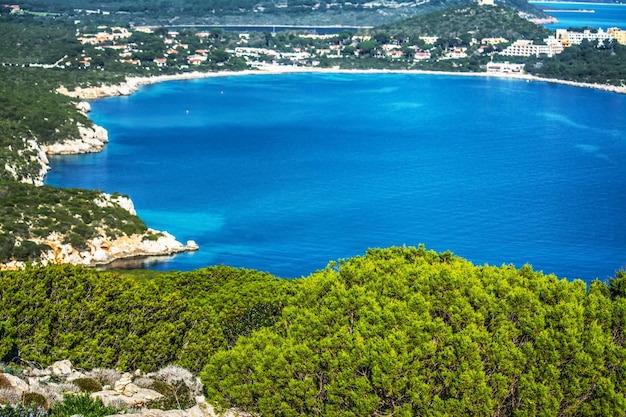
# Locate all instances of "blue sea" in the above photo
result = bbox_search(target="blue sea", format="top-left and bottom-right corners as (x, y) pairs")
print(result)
(531, 1), (626, 30)
(45, 73), (626, 282)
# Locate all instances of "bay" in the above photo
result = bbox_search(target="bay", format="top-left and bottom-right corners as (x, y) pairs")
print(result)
(45, 73), (626, 282)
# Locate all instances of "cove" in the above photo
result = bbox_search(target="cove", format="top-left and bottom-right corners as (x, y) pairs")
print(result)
(45, 73), (626, 282)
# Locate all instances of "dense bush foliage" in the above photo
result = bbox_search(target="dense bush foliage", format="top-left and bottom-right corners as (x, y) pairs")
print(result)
(48, 394), (117, 417)
(528, 40), (626, 86)
(70, 377), (103, 393)
(1, 248), (625, 416)
(202, 246), (626, 416)
(0, 66), (90, 147)
(0, 16), (83, 66)
(379, 4), (552, 42)
(8, 0), (547, 26)
(0, 264), (290, 373)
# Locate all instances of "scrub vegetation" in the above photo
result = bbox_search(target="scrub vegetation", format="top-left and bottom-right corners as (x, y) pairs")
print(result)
(12, 0), (548, 26)
(1, 247), (625, 416)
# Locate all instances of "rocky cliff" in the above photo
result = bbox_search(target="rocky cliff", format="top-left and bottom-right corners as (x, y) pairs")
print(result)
(43, 123), (109, 155)
(57, 80), (140, 100)
(0, 85), (201, 270)
(0, 192), (198, 271)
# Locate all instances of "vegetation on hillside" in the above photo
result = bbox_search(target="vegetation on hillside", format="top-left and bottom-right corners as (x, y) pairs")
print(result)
(0, 16), (173, 263)
(527, 39), (626, 86)
(1, 247), (625, 416)
(0, 264), (291, 373)
(0, 181), (149, 262)
(378, 4), (552, 42)
(8, 0), (548, 26)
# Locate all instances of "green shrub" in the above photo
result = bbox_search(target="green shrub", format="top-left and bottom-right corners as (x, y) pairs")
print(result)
(21, 392), (48, 410)
(70, 377), (102, 393)
(146, 380), (195, 410)
(48, 394), (117, 417)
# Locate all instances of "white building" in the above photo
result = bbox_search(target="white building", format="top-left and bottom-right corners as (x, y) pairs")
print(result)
(555, 28), (614, 46)
(501, 37), (564, 57)
(486, 62), (524, 73)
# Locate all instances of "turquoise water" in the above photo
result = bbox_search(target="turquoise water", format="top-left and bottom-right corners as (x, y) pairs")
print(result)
(532, 1), (626, 30)
(45, 73), (626, 282)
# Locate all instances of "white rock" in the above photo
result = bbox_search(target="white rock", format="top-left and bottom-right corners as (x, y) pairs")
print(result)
(122, 382), (140, 396)
(114, 373), (134, 392)
(26, 368), (51, 378)
(1, 373), (29, 392)
(77, 101), (91, 113)
(91, 387), (162, 408)
(50, 360), (73, 376)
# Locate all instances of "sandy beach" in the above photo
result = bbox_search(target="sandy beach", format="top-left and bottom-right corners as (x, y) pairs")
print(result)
(123, 65), (626, 95)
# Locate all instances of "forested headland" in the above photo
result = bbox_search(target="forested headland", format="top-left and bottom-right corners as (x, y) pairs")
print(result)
(1, 246), (626, 416)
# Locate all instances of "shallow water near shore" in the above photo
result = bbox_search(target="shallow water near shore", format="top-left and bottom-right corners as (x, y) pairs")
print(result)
(46, 73), (626, 282)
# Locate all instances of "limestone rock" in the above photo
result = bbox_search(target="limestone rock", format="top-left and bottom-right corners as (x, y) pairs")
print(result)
(1, 373), (29, 392)
(24, 368), (51, 378)
(113, 373), (134, 392)
(77, 101), (92, 113)
(50, 360), (73, 377)
(92, 387), (163, 408)
(56, 81), (139, 100)
(94, 193), (137, 215)
(44, 123), (109, 155)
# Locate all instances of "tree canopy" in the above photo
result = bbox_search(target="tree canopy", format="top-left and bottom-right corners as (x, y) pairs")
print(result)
(2, 247), (625, 416)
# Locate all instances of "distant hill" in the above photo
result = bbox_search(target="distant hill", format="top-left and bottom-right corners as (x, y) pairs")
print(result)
(377, 3), (553, 41)
(12, 0), (548, 26)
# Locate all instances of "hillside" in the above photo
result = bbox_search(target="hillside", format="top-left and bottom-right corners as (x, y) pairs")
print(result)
(12, 0), (548, 26)
(378, 3), (552, 41)
(0, 16), (203, 268)
(1, 247), (625, 416)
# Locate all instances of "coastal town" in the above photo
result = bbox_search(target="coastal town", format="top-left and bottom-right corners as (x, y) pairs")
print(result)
(3, 1), (626, 75)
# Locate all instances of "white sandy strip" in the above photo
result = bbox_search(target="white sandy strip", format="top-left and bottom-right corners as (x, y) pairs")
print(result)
(125, 65), (626, 95)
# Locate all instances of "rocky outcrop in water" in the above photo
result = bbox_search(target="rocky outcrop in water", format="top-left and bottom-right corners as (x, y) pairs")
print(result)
(37, 229), (198, 268)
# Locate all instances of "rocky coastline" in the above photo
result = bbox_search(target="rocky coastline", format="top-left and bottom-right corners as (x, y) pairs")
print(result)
(0, 191), (199, 271)
(3, 89), (199, 271)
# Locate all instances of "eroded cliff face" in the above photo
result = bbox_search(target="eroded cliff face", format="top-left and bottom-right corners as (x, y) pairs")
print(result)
(4, 101), (110, 185)
(43, 123), (109, 155)
(35, 229), (198, 268)
(57, 80), (140, 100)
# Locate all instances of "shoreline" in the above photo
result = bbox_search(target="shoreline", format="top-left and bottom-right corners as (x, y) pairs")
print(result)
(65, 66), (625, 99)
